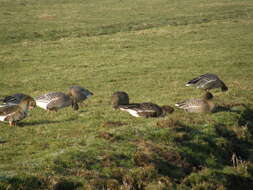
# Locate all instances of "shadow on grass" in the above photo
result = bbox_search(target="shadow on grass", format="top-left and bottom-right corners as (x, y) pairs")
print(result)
(156, 119), (227, 170)
(0, 174), (83, 190)
(214, 123), (253, 161)
(181, 169), (253, 190)
(156, 118), (253, 188)
(212, 104), (244, 114)
(238, 105), (253, 127)
(173, 122), (231, 168)
(53, 179), (82, 190)
(0, 175), (44, 190)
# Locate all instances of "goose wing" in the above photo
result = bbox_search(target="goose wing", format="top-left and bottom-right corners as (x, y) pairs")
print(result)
(118, 103), (140, 109)
(46, 94), (70, 110)
(0, 105), (19, 121)
(186, 73), (218, 89)
(0, 105), (19, 115)
(1, 93), (27, 105)
(119, 103), (162, 117)
(175, 99), (205, 112)
(36, 92), (66, 110)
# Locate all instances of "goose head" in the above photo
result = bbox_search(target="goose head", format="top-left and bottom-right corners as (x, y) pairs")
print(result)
(111, 91), (129, 109)
(68, 86), (93, 103)
(19, 96), (36, 111)
(161, 105), (174, 116)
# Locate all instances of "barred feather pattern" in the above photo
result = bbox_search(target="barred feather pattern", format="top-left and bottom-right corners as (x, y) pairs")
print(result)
(175, 98), (214, 113)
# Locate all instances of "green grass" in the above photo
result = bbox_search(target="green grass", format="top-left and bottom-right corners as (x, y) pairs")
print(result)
(0, 0), (253, 189)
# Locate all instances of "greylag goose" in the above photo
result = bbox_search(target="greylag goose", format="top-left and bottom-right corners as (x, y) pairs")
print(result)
(35, 92), (78, 111)
(186, 73), (228, 91)
(112, 91), (174, 117)
(0, 96), (36, 126)
(175, 92), (215, 113)
(111, 91), (129, 109)
(119, 103), (174, 118)
(1, 93), (36, 109)
(68, 85), (93, 104)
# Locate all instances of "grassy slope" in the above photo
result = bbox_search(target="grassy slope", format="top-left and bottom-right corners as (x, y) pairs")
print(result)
(0, 0), (253, 189)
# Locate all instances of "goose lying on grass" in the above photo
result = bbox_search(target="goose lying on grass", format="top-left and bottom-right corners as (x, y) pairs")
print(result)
(119, 103), (174, 118)
(175, 92), (215, 113)
(186, 73), (228, 92)
(111, 91), (174, 118)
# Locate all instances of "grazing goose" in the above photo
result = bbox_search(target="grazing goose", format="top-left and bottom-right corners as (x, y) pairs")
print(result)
(35, 92), (79, 111)
(68, 85), (93, 104)
(111, 91), (129, 109)
(0, 96), (36, 126)
(175, 92), (215, 113)
(186, 73), (228, 91)
(112, 91), (174, 117)
(0, 93), (36, 108)
(119, 103), (174, 118)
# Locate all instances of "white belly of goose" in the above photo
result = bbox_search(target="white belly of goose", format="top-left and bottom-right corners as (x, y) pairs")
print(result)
(36, 100), (49, 110)
(120, 108), (140, 117)
(0, 115), (7, 121)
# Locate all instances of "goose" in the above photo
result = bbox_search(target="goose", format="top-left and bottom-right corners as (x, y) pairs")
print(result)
(186, 73), (228, 91)
(68, 85), (93, 104)
(119, 102), (174, 118)
(111, 91), (129, 109)
(0, 96), (36, 126)
(111, 91), (174, 117)
(35, 92), (78, 111)
(0, 93), (36, 108)
(175, 92), (215, 113)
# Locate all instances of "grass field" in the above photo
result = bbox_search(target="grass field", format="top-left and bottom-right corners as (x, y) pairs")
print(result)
(0, 0), (253, 189)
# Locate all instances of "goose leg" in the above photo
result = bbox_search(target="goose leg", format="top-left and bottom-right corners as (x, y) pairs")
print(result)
(9, 120), (14, 126)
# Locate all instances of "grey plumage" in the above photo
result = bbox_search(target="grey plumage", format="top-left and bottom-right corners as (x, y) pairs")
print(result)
(119, 103), (174, 118)
(111, 91), (129, 109)
(112, 91), (174, 118)
(0, 96), (36, 126)
(68, 85), (93, 104)
(36, 92), (76, 111)
(119, 103), (163, 118)
(175, 92), (215, 113)
(1, 93), (33, 105)
(186, 73), (228, 91)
